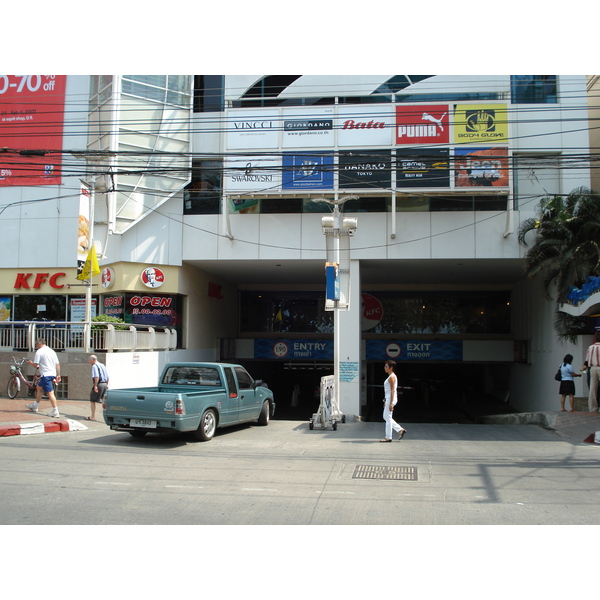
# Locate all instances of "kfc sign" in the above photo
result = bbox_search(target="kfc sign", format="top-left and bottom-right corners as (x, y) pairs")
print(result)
(396, 105), (449, 145)
(14, 272), (66, 289)
(141, 267), (165, 288)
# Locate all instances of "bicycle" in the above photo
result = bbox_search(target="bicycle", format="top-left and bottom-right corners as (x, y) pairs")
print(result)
(6, 357), (55, 399)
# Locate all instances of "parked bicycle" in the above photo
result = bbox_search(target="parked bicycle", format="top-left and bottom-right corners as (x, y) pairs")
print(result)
(6, 357), (55, 399)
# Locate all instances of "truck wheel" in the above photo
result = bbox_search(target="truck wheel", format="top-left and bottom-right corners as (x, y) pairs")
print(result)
(194, 408), (217, 441)
(257, 400), (270, 426)
(129, 430), (147, 438)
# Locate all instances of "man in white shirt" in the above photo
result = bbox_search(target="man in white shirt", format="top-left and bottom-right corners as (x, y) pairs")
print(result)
(26, 338), (61, 418)
(584, 332), (600, 412)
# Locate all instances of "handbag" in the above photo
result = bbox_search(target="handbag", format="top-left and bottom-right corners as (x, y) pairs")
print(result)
(554, 366), (562, 382)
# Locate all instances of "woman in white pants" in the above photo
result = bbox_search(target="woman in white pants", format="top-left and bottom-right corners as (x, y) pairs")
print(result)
(380, 360), (407, 442)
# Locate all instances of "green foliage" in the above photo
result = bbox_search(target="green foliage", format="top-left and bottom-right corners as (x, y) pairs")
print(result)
(91, 315), (129, 330)
(518, 187), (600, 340)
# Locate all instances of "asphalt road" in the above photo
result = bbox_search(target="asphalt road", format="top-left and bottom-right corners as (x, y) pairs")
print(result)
(2, 418), (599, 526)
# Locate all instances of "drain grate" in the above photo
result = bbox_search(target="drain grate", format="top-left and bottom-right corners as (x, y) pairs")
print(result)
(353, 465), (418, 481)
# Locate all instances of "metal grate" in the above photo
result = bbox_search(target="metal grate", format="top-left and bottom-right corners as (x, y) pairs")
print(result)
(352, 465), (417, 481)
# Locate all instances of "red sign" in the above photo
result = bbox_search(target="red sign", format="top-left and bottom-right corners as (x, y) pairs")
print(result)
(361, 293), (383, 331)
(0, 75), (67, 186)
(396, 105), (449, 145)
(14, 272), (66, 289)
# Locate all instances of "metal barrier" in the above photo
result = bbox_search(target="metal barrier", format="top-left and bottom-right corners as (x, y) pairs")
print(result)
(0, 321), (177, 352)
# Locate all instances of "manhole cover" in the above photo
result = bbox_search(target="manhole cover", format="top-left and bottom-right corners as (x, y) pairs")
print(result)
(352, 465), (417, 481)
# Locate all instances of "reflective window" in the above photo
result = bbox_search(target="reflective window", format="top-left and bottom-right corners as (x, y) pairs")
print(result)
(510, 75), (557, 103)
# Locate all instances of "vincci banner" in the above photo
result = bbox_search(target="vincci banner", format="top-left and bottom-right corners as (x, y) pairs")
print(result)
(0, 75), (67, 187)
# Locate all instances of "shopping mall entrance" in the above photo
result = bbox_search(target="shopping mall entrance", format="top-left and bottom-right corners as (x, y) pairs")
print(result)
(240, 360), (512, 423)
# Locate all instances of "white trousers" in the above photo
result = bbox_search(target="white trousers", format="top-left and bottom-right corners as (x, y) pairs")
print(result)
(383, 402), (403, 439)
(589, 366), (600, 411)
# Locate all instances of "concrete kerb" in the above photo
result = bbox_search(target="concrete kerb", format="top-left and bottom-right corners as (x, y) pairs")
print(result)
(0, 419), (88, 437)
(477, 411), (558, 429)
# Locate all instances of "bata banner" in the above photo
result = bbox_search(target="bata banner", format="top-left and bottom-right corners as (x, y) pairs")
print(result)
(337, 105), (393, 147)
(454, 147), (509, 187)
(282, 153), (334, 190)
(0, 75), (67, 186)
(396, 149), (450, 188)
(339, 150), (391, 189)
(453, 104), (508, 144)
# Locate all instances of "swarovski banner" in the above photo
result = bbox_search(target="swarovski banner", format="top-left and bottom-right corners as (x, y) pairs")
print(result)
(224, 155), (280, 192)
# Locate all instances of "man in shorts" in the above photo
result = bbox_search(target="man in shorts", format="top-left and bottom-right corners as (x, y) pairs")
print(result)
(26, 337), (61, 418)
(87, 354), (109, 421)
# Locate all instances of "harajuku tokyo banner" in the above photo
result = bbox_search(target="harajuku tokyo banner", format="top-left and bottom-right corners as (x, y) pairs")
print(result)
(0, 75), (67, 186)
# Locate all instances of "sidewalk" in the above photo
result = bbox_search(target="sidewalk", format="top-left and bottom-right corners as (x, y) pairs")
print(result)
(0, 396), (104, 436)
(2, 394), (600, 442)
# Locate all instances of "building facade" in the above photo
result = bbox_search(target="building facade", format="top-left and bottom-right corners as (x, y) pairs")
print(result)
(0, 75), (596, 419)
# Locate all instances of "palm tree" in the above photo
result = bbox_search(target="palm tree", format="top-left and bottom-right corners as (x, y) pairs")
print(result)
(518, 186), (600, 341)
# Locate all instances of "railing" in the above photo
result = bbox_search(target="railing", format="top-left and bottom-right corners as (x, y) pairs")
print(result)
(0, 321), (177, 353)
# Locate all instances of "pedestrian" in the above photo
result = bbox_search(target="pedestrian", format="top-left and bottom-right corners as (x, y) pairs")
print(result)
(26, 337), (61, 417)
(558, 354), (581, 412)
(87, 354), (109, 421)
(583, 332), (600, 412)
(380, 360), (407, 442)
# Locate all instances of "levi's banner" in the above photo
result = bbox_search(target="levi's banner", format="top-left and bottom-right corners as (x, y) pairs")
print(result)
(0, 75), (67, 186)
(453, 104), (508, 144)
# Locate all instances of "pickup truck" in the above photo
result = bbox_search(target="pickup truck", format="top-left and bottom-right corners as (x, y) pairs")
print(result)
(103, 362), (275, 441)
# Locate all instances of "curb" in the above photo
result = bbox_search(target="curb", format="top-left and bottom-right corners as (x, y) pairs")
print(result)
(0, 419), (88, 437)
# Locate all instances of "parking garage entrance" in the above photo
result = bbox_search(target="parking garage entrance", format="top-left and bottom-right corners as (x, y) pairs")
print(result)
(240, 359), (512, 424)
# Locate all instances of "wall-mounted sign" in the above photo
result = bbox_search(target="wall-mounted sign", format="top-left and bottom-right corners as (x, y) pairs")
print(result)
(454, 147), (509, 187)
(255, 339), (333, 360)
(337, 105), (393, 147)
(101, 267), (115, 288)
(396, 104), (449, 145)
(141, 267), (165, 288)
(396, 148), (450, 188)
(453, 104), (508, 144)
(282, 153), (333, 190)
(0, 75), (67, 187)
(282, 107), (334, 148)
(225, 155), (280, 192)
(339, 150), (391, 189)
(226, 110), (280, 150)
(366, 339), (463, 361)
(361, 293), (383, 331)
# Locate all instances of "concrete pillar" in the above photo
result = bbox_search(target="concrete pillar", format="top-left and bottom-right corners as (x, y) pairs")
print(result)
(336, 259), (362, 419)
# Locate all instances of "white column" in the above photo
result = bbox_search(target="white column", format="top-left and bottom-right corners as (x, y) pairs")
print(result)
(336, 259), (362, 420)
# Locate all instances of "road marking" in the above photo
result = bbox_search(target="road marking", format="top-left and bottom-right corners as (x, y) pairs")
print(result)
(95, 481), (131, 486)
(242, 488), (278, 492)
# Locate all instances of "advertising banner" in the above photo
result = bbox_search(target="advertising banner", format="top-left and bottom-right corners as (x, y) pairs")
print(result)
(396, 149), (450, 188)
(226, 110), (280, 150)
(254, 339), (333, 360)
(339, 150), (391, 189)
(453, 104), (508, 144)
(366, 339), (463, 361)
(0, 75), (66, 186)
(282, 108), (334, 148)
(454, 147), (509, 187)
(396, 104), (449, 145)
(224, 155), (280, 192)
(337, 105), (393, 147)
(282, 153), (334, 189)
(124, 293), (177, 327)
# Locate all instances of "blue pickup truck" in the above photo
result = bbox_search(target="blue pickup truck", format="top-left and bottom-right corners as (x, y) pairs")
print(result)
(103, 362), (275, 441)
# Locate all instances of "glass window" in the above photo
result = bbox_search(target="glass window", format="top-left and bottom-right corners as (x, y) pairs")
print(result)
(193, 75), (224, 112)
(184, 160), (222, 214)
(234, 367), (254, 389)
(513, 154), (560, 210)
(510, 75), (557, 104)
(121, 75), (191, 108)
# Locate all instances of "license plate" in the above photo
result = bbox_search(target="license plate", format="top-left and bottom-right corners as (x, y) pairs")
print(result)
(130, 419), (157, 429)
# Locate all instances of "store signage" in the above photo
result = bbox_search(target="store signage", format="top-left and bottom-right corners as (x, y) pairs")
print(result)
(282, 153), (334, 189)
(226, 110), (279, 150)
(396, 105), (449, 144)
(0, 75), (67, 187)
(225, 155), (280, 192)
(366, 339), (463, 361)
(13, 272), (66, 289)
(141, 267), (165, 288)
(454, 147), (509, 187)
(101, 267), (115, 288)
(361, 293), (383, 331)
(255, 339), (333, 360)
(396, 149), (450, 188)
(282, 108), (334, 148)
(337, 106), (393, 147)
(339, 150), (391, 189)
(453, 104), (508, 143)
